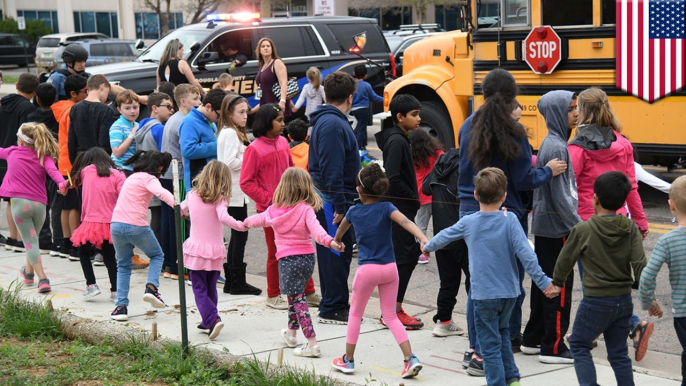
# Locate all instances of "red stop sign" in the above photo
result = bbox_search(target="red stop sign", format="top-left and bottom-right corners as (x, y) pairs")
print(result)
(524, 26), (562, 74)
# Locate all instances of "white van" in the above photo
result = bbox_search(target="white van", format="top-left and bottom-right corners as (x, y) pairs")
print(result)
(36, 33), (109, 71)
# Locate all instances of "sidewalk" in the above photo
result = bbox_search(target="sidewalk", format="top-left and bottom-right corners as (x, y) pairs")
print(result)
(0, 246), (681, 386)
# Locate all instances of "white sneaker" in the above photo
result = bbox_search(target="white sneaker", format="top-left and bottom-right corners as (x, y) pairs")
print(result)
(93, 253), (105, 266)
(432, 320), (465, 337)
(521, 344), (541, 355)
(293, 343), (321, 358)
(110, 291), (117, 303)
(280, 328), (298, 348)
(83, 284), (101, 300)
(266, 295), (288, 310)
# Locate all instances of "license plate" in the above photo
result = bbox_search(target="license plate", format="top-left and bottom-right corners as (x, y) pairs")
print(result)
(43, 52), (52, 57)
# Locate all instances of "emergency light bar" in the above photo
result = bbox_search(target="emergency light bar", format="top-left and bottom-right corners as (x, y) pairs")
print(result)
(206, 13), (261, 22)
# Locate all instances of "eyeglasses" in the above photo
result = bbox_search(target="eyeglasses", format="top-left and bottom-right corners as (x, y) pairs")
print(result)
(158, 104), (175, 110)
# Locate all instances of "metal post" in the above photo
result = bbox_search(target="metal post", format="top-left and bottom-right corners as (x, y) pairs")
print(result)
(172, 160), (189, 355)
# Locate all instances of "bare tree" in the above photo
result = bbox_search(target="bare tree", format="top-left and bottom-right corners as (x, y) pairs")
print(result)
(143, 0), (172, 36)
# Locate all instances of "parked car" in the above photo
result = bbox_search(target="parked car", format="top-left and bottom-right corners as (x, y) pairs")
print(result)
(87, 14), (395, 115)
(384, 24), (442, 77)
(0, 33), (35, 67)
(36, 32), (110, 71)
(54, 40), (142, 68)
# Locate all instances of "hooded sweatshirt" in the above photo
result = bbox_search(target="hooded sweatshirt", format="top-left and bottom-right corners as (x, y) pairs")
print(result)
(553, 214), (646, 297)
(243, 201), (333, 258)
(135, 117), (164, 151)
(239, 135), (293, 212)
(375, 126), (420, 211)
(294, 83), (325, 118)
(289, 140), (309, 171)
(68, 100), (115, 163)
(27, 108), (59, 141)
(531, 90), (582, 238)
(52, 100), (75, 176)
(308, 105), (360, 214)
(422, 148), (460, 237)
(568, 125), (648, 231)
(0, 94), (35, 177)
(180, 107), (217, 192)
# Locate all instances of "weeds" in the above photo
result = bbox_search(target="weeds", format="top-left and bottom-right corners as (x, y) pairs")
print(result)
(0, 281), (62, 340)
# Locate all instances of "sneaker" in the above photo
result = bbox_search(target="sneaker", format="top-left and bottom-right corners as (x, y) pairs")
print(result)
(539, 349), (574, 364)
(217, 275), (226, 284)
(49, 243), (62, 256)
(186, 278), (192, 286)
(432, 320), (464, 337)
(110, 292), (117, 303)
(93, 253), (105, 266)
(20, 266), (34, 286)
(293, 343), (321, 358)
(280, 328), (298, 348)
(208, 318), (224, 340)
(507, 378), (522, 386)
(318, 309), (349, 325)
(13, 240), (26, 253)
(401, 355), (422, 379)
(467, 355), (485, 376)
(4, 238), (16, 250)
(332, 355), (355, 374)
(306, 293), (321, 307)
(266, 296), (288, 310)
(68, 248), (80, 261)
(143, 283), (166, 308)
(163, 271), (171, 279)
(83, 284), (101, 300)
(39, 241), (53, 254)
(418, 253), (429, 264)
(462, 350), (474, 369)
(197, 324), (210, 334)
(37, 278), (51, 293)
(132, 254), (150, 269)
(521, 343), (541, 355)
(111, 305), (128, 321)
(352, 243), (358, 256)
(0, 233), (6, 245)
(392, 308), (424, 330)
(511, 333), (523, 352)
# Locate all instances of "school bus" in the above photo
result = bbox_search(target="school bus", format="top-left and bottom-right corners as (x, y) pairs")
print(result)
(383, 0), (686, 167)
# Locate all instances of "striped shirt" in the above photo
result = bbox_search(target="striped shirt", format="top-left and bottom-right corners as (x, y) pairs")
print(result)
(639, 227), (686, 317)
(110, 115), (138, 171)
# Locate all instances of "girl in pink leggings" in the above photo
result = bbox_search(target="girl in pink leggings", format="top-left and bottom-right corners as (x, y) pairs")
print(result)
(331, 164), (429, 379)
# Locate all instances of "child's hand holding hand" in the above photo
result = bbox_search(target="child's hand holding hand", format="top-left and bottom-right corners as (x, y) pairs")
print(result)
(331, 240), (345, 252)
(649, 300), (663, 318)
(234, 221), (247, 232)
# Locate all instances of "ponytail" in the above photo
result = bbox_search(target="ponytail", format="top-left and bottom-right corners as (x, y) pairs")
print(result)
(578, 87), (623, 133)
(17, 123), (59, 166)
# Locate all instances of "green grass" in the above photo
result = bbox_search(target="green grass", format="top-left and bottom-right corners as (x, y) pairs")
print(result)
(3, 75), (19, 84)
(0, 282), (63, 340)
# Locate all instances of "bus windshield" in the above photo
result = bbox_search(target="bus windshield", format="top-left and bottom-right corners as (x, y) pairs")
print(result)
(136, 29), (210, 63)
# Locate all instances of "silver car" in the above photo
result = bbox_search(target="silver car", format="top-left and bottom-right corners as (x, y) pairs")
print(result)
(54, 40), (142, 68)
(36, 32), (109, 71)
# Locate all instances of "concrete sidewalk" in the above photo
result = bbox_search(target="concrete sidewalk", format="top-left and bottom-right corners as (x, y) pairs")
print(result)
(0, 247), (681, 386)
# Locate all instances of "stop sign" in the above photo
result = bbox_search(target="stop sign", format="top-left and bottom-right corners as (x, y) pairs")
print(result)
(524, 26), (562, 74)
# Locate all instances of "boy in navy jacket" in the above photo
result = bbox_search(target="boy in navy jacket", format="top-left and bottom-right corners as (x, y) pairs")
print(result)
(351, 64), (383, 150)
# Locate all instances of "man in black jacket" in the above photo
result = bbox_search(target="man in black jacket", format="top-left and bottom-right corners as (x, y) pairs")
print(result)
(375, 94), (424, 330)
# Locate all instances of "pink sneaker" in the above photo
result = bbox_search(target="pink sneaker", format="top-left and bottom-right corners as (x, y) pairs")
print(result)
(418, 254), (429, 264)
(20, 266), (34, 285)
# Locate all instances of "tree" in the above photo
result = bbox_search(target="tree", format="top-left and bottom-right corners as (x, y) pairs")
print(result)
(144, 0), (172, 36)
(0, 18), (52, 44)
(401, 0), (449, 24)
(182, 0), (223, 24)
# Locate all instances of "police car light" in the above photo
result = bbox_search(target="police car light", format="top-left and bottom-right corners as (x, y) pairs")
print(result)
(206, 13), (261, 22)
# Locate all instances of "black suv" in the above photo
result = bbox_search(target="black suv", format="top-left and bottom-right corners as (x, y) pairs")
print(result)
(88, 15), (394, 113)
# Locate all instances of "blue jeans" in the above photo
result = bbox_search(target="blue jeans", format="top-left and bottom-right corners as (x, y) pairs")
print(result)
(674, 317), (686, 386)
(473, 298), (520, 386)
(351, 108), (369, 149)
(460, 210), (480, 356)
(509, 214), (529, 340)
(111, 222), (165, 307)
(569, 295), (634, 386)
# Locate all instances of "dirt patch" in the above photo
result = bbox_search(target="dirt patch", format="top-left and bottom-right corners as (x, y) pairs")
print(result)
(71, 381), (104, 386)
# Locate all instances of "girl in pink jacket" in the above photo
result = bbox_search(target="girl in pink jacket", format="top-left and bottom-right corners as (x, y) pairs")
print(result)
(242, 167), (344, 358)
(181, 161), (245, 340)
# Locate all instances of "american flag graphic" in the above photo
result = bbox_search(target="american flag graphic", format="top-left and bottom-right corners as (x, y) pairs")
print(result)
(616, 0), (685, 103)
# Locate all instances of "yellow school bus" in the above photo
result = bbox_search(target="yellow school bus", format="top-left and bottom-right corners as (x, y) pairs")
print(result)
(383, 0), (686, 167)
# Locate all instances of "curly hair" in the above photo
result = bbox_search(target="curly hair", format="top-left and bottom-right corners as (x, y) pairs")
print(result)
(192, 160), (232, 204)
(409, 129), (444, 170)
(357, 163), (389, 197)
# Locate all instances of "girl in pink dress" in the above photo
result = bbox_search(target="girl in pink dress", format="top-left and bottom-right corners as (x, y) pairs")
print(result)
(70, 148), (126, 301)
(181, 160), (245, 340)
(242, 167), (344, 358)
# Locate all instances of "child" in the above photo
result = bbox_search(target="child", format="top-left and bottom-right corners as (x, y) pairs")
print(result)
(287, 119), (309, 171)
(521, 90), (581, 364)
(352, 64), (383, 150)
(160, 84), (201, 279)
(421, 148), (469, 337)
(638, 175), (684, 381)
(242, 167), (344, 357)
(331, 164), (426, 378)
(552, 171), (646, 386)
(218, 73), (233, 92)
(4, 123), (68, 293)
(110, 90), (141, 173)
(216, 93), (261, 295)
(374, 94), (423, 329)
(0, 73), (39, 252)
(52, 74), (88, 259)
(110, 150), (175, 321)
(293, 67), (325, 119)
(69, 148), (125, 300)
(424, 167), (554, 386)
(68, 74), (115, 163)
(240, 104), (319, 310)
(409, 129), (444, 264)
(181, 161), (245, 339)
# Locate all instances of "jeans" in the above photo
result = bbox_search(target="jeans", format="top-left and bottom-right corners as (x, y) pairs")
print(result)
(674, 317), (686, 386)
(111, 222), (165, 307)
(473, 297), (520, 386)
(460, 210), (480, 356)
(509, 214), (529, 340)
(351, 108), (369, 149)
(569, 295), (634, 386)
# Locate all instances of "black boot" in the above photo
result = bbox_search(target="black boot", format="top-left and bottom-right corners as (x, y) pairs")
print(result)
(222, 263), (231, 294)
(229, 263), (262, 295)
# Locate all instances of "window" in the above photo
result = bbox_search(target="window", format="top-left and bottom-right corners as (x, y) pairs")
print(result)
(207, 30), (254, 63)
(602, 0), (616, 25)
(477, 0), (528, 28)
(0, 36), (13, 46)
(502, 0), (528, 26)
(260, 27), (318, 58)
(74, 12), (117, 37)
(435, 5), (463, 31)
(12, 36), (30, 47)
(348, 7), (412, 31)
(542, 0), (593, 26)
(90, 43), (133, 57)
(89, 44), (107, 57)
(135, 12), (184, 40)
(17, 10), (59, 33)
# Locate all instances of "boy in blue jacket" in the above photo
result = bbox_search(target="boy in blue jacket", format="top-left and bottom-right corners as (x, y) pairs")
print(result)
(351, 64), (383, 150)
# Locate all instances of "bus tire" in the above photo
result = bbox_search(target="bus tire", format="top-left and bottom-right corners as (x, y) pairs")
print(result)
(420, 100), (455, 148)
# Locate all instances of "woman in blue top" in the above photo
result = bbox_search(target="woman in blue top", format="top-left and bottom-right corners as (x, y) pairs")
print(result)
(331, 164), (428, 380)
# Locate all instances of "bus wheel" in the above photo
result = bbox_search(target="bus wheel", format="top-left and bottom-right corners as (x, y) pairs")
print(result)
(419, 101), (454, 148)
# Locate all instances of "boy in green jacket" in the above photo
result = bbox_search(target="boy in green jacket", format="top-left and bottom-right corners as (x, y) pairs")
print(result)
(551, 171), (646, 386)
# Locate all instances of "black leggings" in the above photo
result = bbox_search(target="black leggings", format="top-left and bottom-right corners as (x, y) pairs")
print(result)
(79, 241), (117, 292)
(227, 205), (249, 268)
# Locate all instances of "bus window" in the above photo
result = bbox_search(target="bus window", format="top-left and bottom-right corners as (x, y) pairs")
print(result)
(477, 0), (528, 28)
(542, 0), (593, 26)
(602, 0), (616, 24)
(503, 0), (528, 26)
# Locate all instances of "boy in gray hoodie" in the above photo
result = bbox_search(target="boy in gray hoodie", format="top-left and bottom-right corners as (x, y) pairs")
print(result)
(521, 90), (581, 364)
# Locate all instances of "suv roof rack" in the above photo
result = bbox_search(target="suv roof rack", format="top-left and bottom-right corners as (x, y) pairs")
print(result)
(394, 23), (442, 34)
